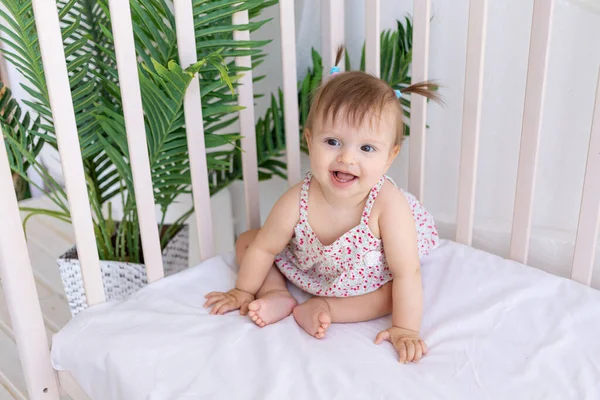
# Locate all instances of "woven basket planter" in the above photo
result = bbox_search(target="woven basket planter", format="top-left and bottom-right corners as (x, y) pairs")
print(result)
(57, 224), (189, 316)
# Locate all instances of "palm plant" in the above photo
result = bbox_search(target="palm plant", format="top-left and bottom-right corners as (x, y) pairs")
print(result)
(1, 5), (421, 264)
(0, 0), (275, 263)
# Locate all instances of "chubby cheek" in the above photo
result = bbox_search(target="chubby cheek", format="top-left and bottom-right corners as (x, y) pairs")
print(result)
(310, 146), (335, 170)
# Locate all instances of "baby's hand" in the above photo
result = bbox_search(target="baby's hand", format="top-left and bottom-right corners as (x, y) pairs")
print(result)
(204, 288), (255, 315)
(375, 326), (428, 363)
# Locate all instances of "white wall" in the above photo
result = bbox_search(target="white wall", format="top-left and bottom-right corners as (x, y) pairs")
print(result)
(244, 0), (600, 288)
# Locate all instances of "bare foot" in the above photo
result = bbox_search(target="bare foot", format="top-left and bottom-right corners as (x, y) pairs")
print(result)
(292, 298), (331, 339)
(247, 290), (298, 327)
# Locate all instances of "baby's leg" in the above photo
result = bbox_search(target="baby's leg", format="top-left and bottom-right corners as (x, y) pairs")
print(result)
(235, 229), (297, 327)
(293, 282), (392, 338)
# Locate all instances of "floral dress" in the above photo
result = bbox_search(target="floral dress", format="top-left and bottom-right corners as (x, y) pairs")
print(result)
(274, 172), (439, 297)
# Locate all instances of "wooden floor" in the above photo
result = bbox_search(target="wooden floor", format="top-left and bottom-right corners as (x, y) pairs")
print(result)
(0, 196), (74, 400)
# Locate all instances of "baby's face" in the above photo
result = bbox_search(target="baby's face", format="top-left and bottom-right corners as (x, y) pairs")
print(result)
(306, 106), (400, 199)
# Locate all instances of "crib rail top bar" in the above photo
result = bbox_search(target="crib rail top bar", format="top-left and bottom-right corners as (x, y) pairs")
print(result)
(571, 67), (600, 286)
(455, 0), (489, 246)
(108, 0), (164, 281)
(233, 9), (261, 230)
(509, 0), (555, 264)
(365, 0), (381, 78)
(173, 0), (215, 260)
(31, 0), (105, 306)
(279, 0), (302, 186)
(408, 0), (431, 202)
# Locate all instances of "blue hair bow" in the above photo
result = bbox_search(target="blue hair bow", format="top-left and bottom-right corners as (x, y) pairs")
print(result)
(395, 89), (402, 98)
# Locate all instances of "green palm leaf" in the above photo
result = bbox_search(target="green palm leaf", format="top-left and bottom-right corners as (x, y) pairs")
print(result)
(0, 0), (292, 263)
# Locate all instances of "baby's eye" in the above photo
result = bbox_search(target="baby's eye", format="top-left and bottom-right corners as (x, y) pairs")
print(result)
(326, 138), (340, 147)
(361, 145), (376, 153)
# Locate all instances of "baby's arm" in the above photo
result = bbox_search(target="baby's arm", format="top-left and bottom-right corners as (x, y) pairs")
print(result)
(235, 184), (300, 294)
(204, 183), (301, 315)
(375, 187), (427, 362)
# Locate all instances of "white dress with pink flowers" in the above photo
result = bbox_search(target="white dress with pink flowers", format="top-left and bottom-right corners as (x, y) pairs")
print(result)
(274, 171), (439, 297)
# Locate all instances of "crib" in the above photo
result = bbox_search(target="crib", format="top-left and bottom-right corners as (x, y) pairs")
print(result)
(1, 0), (600, 399)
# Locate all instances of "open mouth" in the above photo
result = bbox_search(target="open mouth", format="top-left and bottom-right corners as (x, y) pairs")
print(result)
(331, 170), (358, 183)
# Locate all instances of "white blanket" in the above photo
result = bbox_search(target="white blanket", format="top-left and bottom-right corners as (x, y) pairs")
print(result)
(51, 240), (600, 399)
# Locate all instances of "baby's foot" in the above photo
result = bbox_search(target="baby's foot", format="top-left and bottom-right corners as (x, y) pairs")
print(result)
(247, 290), (297, 327)
(292, 298), (331, 339)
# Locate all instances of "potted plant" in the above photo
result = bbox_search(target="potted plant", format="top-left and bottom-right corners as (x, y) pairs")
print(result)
(0, 0), (276, 315)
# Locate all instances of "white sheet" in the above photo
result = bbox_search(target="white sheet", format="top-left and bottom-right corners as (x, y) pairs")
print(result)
(51, 240), (600, 399)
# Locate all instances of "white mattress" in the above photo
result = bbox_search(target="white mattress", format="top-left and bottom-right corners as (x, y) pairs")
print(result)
(51, 240), (600, 399)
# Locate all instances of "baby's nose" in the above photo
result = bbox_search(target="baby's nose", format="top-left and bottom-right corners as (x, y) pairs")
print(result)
(337, 148), (357, 165)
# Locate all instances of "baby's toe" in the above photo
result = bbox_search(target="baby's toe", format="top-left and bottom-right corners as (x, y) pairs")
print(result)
(315, 331), (325, 339)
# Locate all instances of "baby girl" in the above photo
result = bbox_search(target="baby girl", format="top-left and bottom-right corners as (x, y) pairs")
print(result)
(205, 49), (441, 364)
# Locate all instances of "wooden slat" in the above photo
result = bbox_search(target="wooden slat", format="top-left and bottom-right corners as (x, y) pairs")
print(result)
(0, 136), (58, 399)
(571, 67), (600, 286)
(321, 0), (345, 73)
(30, 0), (104, 307)
(365, 0), (381, 77)
(107, 0), (164, 281)
(173, 0), (215, 261)
(455, 0), (489, 245)
(279, 0), (301, 186)
(19, 202), (75, 298)
(408, 0), (431, 201)
(509, 0), (554, 264)
(0, 382), (18, 400)
(0, 283), (68, 339)
(233, 10), (260, 230)
(0, 329), (27, 400)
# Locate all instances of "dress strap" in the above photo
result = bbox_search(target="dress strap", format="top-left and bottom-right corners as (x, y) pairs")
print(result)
(384, 174), (398, 188)
(360, 175), (387, 225)
(299, 171), (312, 221)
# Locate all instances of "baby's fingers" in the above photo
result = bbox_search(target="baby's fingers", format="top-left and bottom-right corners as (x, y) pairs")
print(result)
(239, 301), (250, 316)
(396, 341), (408, 363)
(413, 341), (423, 363)
(374, 330), (390, 345)
(205, 291), (225, 299)
(210, 299), (233, 315)
(203, 294), (224, 308)
(405, 340), (416, 363)
(420, 340), (429, 355)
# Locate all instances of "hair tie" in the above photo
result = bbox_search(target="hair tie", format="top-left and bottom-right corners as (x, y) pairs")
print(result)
(330, 66), (340, 75)
(395, 89), (402, 98)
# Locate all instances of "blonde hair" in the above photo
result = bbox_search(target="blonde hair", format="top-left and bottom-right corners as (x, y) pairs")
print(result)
(305, 46), (442, 145)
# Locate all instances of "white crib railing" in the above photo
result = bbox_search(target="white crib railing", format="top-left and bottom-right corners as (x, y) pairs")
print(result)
(455, 0), (488, 245)
(572, 69), (600, 285)
(174, 0), (216, 260)
(0, 0), (599, 399)
(509, 0), (555, 265)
